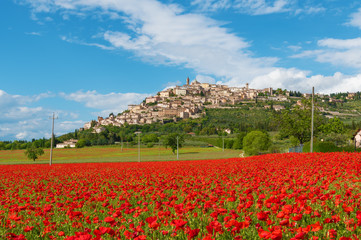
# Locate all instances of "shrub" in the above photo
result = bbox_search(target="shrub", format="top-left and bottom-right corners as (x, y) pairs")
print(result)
(76, 139), (86, 148)
(243, 131), (271, 156)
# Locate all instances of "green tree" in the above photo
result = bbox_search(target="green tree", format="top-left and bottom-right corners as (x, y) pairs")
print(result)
(319, 117), (345, 134)
(277, 105), (324, 144)
(76, 139), (87, 148)
(142, 134), (159, 143)
(243, 131), (271, 156)
(232, 132), (247, 149)
(24, 147), (44, 161)
(164, 133), (184, 154)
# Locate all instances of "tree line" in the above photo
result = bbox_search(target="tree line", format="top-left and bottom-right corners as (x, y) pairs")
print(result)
(1, 99), (360, 155)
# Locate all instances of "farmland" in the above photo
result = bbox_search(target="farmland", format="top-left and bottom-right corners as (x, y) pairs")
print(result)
(0, 146), (241, 165)
(1, 152), (361, 239)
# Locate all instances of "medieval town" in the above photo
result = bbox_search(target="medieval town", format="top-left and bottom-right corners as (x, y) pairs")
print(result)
(84, 78), (287, 132)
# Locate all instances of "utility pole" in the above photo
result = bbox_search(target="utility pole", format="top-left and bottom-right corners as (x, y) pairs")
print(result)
(177, 136), (179, 160)
(222, 135), (225, 152)
(311, 87), (314, 153)
(49, 112), (58, 166)
(135, 131), (141, 162)
(121, 136), (123, 152)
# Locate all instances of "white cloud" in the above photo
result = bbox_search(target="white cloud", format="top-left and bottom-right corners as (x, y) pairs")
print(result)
(292, 38), (361, 70)
(295, 6), (325, 15)
(60, 90), (151, 116)
(192, 0), (324, 16)
(195, 75), (216, 84)
(0, 90), (82, 140)
(248, 69), (361, 94)
(17, 0), (360, 98)
(61, 35), (115, 50)
(234, 0), (290, 15)
(287, 45), (301, 51)
(348, 8), (361, 29)
(15, 132), (28, 139)
(319, 38), (361, 49)
(58, 120), (85, 134)
(191, 0), (232, 12)
(25, 31), (42, 36)
(162, 81), (182, 90)
(20, 0), (277, 85)
(0, 90), (51, 111)
(291, 9), (361, 70)
(191, 0), (291, 15)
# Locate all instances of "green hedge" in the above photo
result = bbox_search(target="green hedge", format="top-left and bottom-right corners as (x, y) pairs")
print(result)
(303, 141), (360, 153)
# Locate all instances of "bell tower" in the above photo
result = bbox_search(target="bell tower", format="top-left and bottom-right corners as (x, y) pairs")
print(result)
(186, 77), (190, 85)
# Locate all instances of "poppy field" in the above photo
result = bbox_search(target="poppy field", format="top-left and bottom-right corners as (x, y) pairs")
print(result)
(1, 152), (361, 239)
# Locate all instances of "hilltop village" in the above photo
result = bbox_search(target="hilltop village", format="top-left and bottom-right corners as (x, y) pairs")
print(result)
(82, 77), (359, 133)
(83, 78), (287, 132)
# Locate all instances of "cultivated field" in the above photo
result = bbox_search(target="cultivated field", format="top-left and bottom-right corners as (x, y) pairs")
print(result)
(0, 146), (241, 164)
(0, 152), (360, 239)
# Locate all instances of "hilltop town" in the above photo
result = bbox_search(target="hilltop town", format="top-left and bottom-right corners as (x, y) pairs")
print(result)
(83, 78), (361, 133)
(83, 78), (286, 132)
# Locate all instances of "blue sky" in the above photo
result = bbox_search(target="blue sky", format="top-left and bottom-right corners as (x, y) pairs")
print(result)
(2, 0), (361, 140)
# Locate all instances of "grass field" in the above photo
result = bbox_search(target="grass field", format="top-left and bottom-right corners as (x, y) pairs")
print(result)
(0, 146), (242, 165)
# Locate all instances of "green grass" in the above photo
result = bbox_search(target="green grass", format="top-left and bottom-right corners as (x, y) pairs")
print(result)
(0, 146), (242, 165)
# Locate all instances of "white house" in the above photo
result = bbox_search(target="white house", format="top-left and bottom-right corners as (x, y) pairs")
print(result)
(56, 139), (78, 148)
(159, 91), (170, 98)
(175, 88), (187, 96)
(354, 130), (361, 148)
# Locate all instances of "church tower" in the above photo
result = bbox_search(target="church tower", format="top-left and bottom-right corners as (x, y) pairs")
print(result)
(186, 77), (190, 85)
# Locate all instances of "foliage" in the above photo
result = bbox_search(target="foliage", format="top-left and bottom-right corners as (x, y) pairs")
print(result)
(319, 117), (345, 134)
(24, 147), (44, 161)
(232, 132), (247, 149)
(276, 104), (324, 144)
(205, 108), (276, 132)
(302, 140), (358, 153)
(146, 143), (154, 148)
(5, 94), (361, 150)
(243, 131), (271, 156)
(317, 132), (349, 147)
(141, 134), (159, 143)
(163, 133), (185, 154)
(289, 136), (300, 147)
(75, 139), (87, 148)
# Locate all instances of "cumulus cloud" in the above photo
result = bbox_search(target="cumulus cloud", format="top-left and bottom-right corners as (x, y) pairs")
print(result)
(60, 90), (151, 116)
(292, 38), (361, 70)
(348, 8), (361, 29)
(0, 90), (82, 140)
(291, 8), (361, 71)
(19, 0), (277, 85)
(0, 90), (50, 114)
(16, 1), (361, 99)
(248, 69), (361, 94)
